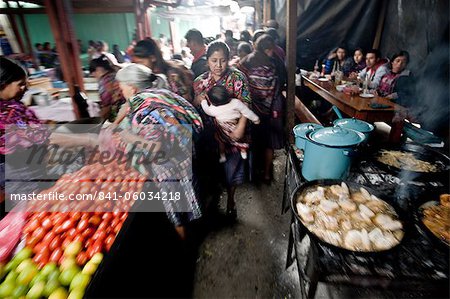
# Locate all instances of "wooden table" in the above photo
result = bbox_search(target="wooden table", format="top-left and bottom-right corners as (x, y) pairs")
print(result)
(301, 75), (407, 142)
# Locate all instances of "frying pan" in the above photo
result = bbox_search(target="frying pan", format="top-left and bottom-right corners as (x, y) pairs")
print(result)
(415, 200), (450, 250)
(291, 179), (408, 256)
(371, 143), (450, 181)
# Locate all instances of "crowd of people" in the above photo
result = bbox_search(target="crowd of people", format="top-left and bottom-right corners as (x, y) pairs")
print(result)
(1, 24), (287, 240)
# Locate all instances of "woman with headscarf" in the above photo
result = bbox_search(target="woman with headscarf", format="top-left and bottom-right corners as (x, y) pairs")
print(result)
(238, 34), (285, 183)
(111, 63), (203, 239)
(89, 55), (125, 122)
(132, 38), (193, 102)
(1, 57), (50, 207)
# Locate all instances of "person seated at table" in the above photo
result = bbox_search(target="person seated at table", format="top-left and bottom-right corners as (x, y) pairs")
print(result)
(376, 50), (411, 99)
(351, 49), (388, 89)
(347, 48), (366, 77)
(89, 55), (126, 122)
(323, 46), (352, 74)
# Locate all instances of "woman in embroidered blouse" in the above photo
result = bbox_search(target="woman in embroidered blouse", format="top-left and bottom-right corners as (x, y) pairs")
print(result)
(112, 63), (203, 239)
(193, 41), (252, 220)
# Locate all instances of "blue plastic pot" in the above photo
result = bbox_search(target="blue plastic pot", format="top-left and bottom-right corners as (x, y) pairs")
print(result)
(301, 127), (365, 181)
(293, 123), (324, 150)
(333, 118), (375, 142)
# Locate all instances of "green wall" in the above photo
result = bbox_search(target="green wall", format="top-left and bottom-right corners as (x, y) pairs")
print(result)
(17, 13), (136, 52)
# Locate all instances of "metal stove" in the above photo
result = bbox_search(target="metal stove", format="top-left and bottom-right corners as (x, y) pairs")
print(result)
(283, 145), (449, 298)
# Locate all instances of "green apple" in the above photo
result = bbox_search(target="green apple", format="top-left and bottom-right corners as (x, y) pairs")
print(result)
(30, 272), (47, 286)
(48, 287), (68, 299)
(68, 287), (85, 299)
(0, 280), (16, 297)
(47, 269), (61, 283)
(59, 266), (80, 286)
(64, 241), (82, 257)
(43, 279), (60, 297)
(12, 247), (33, 263)
(90, 253), (104, 265)
(16, 266), (38, 285)
(16, 259), (35, 273)
(60, 258), (77, 272)
(81, 261), (98, 276)
(69, 272), (90, 291)
(26, 281), (45, 299)
(11, 283), (28, 297)
(41, 262), (58, 277)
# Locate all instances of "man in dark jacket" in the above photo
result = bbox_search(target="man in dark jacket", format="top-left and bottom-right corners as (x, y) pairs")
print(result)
(185, 29), (208, 79)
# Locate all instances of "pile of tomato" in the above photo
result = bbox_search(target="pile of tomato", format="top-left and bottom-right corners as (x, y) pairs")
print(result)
(24, 211), (127, 269)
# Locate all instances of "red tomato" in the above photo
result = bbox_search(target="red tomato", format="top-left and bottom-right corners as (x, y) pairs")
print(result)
(76, 219), (89, 231)
(81, 213), (90, 221)
(82, 227), (95, 238)
(102, 212), (113, 221)
(70, 212), (82, 222)
(105, 234), (115, 251)
(110, 217), (120, 228)
(97, 220), (110, 231)
(67, 228), (77, 239)
(52, 214), (68, 227)
(31, 227), (46, 244)
(62, 237), (72, 250)
(49, 236), (62, 251)
(41, 230), (56, 244)
(120, 213), (128, 221)
(41, 217), (53, 230)
(113, 222), (123, 234)
(92, 230), (106, 242)
(55, 219), (75, 234)
(33, 249), (50, 265)
(35, 211), (49, 220)
(24, 219), (40, 234)
(49, 248), (63, 262)
(76, 251), (88, 266)
(33, 242), (47, 254)
(89, 215), (101, 226)
(73, 233), (84, 242)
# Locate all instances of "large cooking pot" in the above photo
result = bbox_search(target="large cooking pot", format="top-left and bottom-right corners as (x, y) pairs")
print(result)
(302, 127), (365, 181)
(290, 179), (407, 256)
(292, 123), (323, 150)
(333, 118), (375, 142)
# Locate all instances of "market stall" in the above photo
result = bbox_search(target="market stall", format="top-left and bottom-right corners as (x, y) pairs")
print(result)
(283, 142), (449, 298)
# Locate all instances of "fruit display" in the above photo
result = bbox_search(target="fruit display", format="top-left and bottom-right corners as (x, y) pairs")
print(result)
(0, 246), (104, 298)
(24, 211), (127, 268)
(0, 160), (146, 298)
(33, 161), (147, 212)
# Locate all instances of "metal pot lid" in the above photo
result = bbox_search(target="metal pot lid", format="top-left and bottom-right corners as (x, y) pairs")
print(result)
(309, 127), (365, 147)
(333, 118), (374, 133)
(293, 123), (324, 138)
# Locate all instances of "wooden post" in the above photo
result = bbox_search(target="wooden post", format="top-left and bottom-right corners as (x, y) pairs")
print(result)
(373, 0), (388, 49)
(4, 2), (25, 53)
(134, 0), (144, 40)
(44, 0), (83, 119)
(263, 0), (271, 25)
(15, 1), (39, 68)
(254, 0), (261, 29)
(285, 0), (297, 143)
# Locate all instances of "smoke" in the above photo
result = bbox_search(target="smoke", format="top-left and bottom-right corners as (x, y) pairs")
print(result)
(405, 39), (449, 139)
